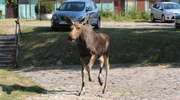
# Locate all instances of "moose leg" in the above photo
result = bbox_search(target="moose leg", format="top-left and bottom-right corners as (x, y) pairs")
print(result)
(102, 55), (110, 94)
(98, 56), (104, 86)
(79, 58), (86, 96)
(86, 54), (96, 81)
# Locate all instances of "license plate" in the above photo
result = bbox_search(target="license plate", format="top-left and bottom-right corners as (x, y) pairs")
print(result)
(59, 21), (67, 24)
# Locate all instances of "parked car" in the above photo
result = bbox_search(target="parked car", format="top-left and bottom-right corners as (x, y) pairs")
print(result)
(151, 2), (180, 22)
(51, 0), (101, 30)
(175, 14), (180, 28)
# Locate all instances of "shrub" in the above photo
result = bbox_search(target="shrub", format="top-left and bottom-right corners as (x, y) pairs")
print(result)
(101, 10), (150, 21)
(0, 10), (2, 18)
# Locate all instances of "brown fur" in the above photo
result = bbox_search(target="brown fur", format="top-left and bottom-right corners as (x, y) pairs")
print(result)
(68, 23), (110, 95)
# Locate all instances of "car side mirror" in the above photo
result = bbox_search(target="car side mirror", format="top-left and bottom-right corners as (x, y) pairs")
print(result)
(159, 8), (163, 11)
(86, 7), (92, 12)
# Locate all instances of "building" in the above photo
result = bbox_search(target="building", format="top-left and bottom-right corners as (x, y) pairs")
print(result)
(0, 0), (180, 19)
(95, 0), (152, 13)
(95, 0), (180, 14)
(0, 0), (60, 19)
(0, 0), (37, 19)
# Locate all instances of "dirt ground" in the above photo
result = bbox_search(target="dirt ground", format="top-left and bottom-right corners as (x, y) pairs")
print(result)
(16, 64), (180, 100)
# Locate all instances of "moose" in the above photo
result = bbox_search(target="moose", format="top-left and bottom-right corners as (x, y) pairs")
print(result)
(66, 17), (110, 96)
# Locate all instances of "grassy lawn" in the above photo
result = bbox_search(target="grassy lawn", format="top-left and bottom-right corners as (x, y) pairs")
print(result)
(101, 11), (150, 22)
(18, 26), (180, 67)
(0, 69), (46, 100)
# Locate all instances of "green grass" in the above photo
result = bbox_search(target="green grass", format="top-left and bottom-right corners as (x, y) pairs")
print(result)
(19, 27), (180, 67)
(0, 69), (46, 100)
(0, 29), (5, 34)
(101, 11), (150, 22)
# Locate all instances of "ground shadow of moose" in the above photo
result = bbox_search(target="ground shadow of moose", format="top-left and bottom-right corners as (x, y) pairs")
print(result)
(0, 84), (47, 94)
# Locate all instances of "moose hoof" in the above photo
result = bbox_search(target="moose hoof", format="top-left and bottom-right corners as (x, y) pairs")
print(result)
(78, 91), (85, 96)
(89, 78), (93, 82)
(102, 89), (105, 94)
(78, 88), (85, 96)
(98, 78), (103, 86)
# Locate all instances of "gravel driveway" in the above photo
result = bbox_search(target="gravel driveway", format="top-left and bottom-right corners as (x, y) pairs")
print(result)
(16, 64), (180, 100)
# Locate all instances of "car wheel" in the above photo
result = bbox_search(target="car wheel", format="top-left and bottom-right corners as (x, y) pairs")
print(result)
(95, 18), (101, 29)
(51, 26), (57, 31)
(161, 15), (165, 23)
(175, 23), (179, 29)
(151, 14), (155, 22)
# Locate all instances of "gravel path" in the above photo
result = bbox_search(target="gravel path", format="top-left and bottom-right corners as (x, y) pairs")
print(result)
(16, 64), (180, 100)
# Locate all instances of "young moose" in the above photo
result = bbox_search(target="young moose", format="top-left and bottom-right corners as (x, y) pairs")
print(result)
(68, 22), (110, 96)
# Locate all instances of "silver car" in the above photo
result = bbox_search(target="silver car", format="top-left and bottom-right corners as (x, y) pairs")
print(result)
(51, 0), (101, 30)
(151, 2), (180, 22)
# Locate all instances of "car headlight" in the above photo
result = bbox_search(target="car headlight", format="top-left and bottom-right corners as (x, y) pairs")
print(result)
(52, 15), (57, 20)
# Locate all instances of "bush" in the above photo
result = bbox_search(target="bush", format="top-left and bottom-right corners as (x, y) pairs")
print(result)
(0, 10), (2, 18)
(101, 10), (150, 21)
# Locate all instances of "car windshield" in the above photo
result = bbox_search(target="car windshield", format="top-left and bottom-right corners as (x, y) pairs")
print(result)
(164, 3), (180, 9)
(59, 2), (85, 11)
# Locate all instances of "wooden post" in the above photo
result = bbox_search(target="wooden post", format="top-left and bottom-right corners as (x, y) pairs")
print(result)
(30, 0), (31, 19)
(38, 0), (41, 20)
(15, 0), (22, 67)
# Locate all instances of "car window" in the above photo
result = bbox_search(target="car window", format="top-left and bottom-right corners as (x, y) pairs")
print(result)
(60, 2), (85, 11)
(164, 3), (180, 9)
(158, 4), (163, 10)
(89, 1), (95, 10)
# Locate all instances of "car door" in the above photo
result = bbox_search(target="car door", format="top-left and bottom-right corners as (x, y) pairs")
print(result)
(156, 4), (164, 19)
(91, 1), (99, 25)
(152, 3), (160, 19)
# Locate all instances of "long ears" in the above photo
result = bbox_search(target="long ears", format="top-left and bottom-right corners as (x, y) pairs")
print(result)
(63, 16), (74, 25)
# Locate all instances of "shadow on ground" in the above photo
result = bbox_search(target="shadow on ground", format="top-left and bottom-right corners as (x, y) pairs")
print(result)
(0, 84), (47, 94)
(15, 26), (180, 70)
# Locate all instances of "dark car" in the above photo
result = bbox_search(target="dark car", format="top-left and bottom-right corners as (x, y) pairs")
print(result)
(51, 0), (101, 30)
